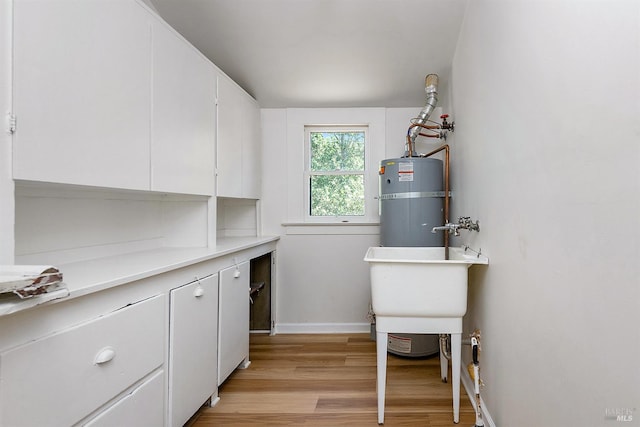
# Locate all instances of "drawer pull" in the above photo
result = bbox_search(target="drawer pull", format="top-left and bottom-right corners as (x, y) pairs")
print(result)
(193, 286), (204, 297)
(94, 346), (116, 365)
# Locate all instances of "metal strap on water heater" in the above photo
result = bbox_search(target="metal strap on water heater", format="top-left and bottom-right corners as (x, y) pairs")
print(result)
(379, 191), (450, 200)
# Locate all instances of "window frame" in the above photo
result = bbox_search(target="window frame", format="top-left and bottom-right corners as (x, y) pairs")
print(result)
(303, 125), (371, 223)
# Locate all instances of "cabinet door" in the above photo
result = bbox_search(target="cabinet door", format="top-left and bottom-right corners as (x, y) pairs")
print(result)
(151, 21), (216, 196)
(242, 96), (262, 199)
(218, 261), (250, 385)
(216, 75), (245, 198)
(12, 0), (151, 190)
(169, 275), (218, 427)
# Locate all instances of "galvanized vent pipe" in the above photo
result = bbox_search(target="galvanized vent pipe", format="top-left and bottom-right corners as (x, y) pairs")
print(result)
(407, 74), (439, 157)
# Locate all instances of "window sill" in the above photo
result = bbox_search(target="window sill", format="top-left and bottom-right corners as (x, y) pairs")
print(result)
(282, 222), (380, 235)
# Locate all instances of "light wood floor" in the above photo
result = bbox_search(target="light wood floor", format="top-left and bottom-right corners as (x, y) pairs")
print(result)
(190, 333), (476, 426)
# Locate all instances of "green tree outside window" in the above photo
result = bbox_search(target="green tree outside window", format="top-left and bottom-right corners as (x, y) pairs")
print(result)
(308, 130), (366, 216)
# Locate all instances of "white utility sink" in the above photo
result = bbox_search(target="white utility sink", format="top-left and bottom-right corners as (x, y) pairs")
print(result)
(364, 246), (488, 318)
(364, 246), (488, 425)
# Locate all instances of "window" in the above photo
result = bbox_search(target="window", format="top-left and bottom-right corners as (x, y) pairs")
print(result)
(304, 126), (369, 221)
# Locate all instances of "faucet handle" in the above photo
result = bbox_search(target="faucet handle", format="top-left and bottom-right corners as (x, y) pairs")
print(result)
(457, 216), (480, 232)
(457, 216), (470, 228)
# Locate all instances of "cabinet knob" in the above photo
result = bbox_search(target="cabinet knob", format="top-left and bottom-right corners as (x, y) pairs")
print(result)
(94, 346), (116, 365)
(193, 286), (205, 297)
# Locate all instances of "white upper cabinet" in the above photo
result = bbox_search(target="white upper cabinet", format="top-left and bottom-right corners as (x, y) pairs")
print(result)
(12, 0), (152, 190)
(12, 0), (219, 196)
(151, 21), (216, 196)
(242, 95), (262, 199)
(217, 75), (262, 199)
(216, 75), (244, 198)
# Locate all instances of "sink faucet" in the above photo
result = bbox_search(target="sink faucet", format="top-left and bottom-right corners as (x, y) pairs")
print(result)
(431, 223), (462, 236)
(432, 216), (480, 237)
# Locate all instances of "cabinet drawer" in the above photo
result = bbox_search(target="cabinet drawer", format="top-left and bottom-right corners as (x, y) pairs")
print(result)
(84, 370), (165, 427)
(0, 295), (166, 427)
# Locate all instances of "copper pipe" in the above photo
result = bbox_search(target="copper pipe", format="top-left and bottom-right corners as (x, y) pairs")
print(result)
(406, 123), (451, 259)
(418, 132), (441, 138)
(406, 122), (442, 156)
(422, 144), (450, 260)
(405, 133), (413, 158)
(409, 122), (441, 130)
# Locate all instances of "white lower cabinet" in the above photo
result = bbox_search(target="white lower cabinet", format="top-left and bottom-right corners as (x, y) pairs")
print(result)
(218, 261), (250, 385)
(0, 294), (166, 427)
(84, 370), (165, 427)
(169, 274), (219, 427)
(0, 243), (276, 425)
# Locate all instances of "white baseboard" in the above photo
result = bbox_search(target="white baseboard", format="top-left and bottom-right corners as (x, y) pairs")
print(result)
(274, 322), (371, 334)
(460, 365), (497, 427)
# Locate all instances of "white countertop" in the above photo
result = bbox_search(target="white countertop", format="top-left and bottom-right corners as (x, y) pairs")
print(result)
(0, 236), (279, 316)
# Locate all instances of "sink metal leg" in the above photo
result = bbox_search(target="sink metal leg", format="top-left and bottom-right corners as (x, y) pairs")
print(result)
(376, 331), (388, 424)
(451, 333), (461, 423)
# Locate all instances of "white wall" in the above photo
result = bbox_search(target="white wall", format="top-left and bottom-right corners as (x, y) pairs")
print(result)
(262, 107), (446, 332)
(0, 0), (14, 264)
(450, 1), (640, 425)
(14, 184), (209, 266)
(217, 197), (257, 237)
(282, 108), (387, 224)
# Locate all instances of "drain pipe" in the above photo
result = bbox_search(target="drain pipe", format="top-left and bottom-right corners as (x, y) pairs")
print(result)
(439, 334), (451, 361)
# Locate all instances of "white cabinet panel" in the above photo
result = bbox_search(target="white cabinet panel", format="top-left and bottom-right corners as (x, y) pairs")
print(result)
(217, 75), (244, 198)
(0, 294), (165, 427)
(151, 21), (216, 196)
(242, 95), (262, 199)
(12, 0), (152, 190)
(169, 274), (218, 427)
(84, 370), (165, 427)
(218, 261), (250, 385)
(217, 75), (261, 199)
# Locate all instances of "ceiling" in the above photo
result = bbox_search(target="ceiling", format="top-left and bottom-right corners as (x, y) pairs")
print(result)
(148, 0), (468, 108)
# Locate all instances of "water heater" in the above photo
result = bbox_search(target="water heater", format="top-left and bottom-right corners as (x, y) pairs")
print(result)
(380, 157), (444, 247)
(378, 157), (444, 357)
